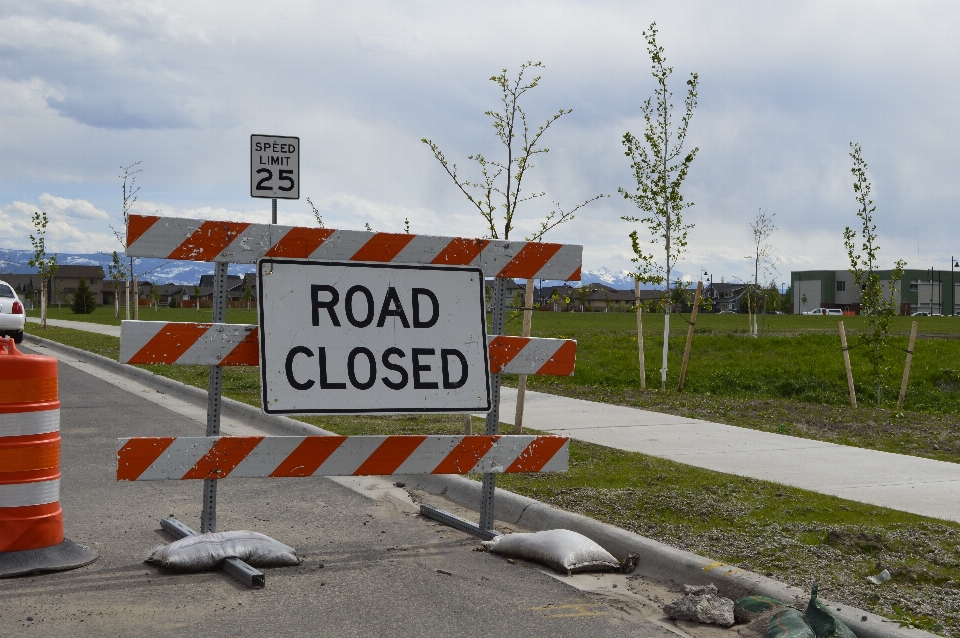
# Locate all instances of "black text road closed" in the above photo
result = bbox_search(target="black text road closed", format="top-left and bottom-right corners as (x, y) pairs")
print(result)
(258, 259), (490, 414)
(250, 134), (300, 199)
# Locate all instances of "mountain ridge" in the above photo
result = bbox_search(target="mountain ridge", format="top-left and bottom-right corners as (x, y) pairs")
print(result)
(0, 248), (643, 290)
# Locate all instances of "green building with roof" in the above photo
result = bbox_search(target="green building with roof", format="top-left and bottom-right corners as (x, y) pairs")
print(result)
(791, 268), (959, 315)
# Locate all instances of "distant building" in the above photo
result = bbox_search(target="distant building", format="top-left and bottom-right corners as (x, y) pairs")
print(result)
(1, 274), (41, 300)
(48, 266), (105, 306)
(198, 274), (243, 289)
(703, 282), (760, 313)
(791, 269), (959, 315)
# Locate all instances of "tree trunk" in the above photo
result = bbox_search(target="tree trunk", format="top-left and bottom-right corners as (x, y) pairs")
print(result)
(513, 278), (535, 434)
(40, 280), (47, 329)
(635, 279), (645, 390)
(661, 313), (670, 391)
(133, 274), (139, 320)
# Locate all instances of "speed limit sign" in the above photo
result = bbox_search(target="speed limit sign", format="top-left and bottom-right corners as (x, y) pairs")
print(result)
(250, 134), (300, 199)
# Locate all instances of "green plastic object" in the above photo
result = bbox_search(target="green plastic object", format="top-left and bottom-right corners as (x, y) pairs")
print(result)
(766, 608), (816, 638)
(804, 582), (857, 638)
(737, 595), (784, 613)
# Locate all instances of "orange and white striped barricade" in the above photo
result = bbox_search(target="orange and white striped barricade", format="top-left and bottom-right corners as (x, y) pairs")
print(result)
(0, 338), (98, 577)
(117, 435), (568, 480)
(118, 434), (568, 547)
(122, 214), (581, 557)
(119, 322), (576, 377)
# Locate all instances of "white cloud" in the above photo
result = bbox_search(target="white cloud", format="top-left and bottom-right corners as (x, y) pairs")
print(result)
(2, 1), (960, 282)
(1, 197), (117, 254)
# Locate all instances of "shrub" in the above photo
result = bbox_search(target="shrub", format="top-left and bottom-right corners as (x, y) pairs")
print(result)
(70, 278), (96, 314)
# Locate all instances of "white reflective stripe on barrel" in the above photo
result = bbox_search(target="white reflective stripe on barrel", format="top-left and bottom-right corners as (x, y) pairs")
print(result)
(0, 409), (60, 437)
(0, 479), (61, 508)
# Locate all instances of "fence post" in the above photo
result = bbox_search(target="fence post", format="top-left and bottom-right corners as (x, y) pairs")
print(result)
(897, 321), (918, 410)
(839, 320), (857, 409)
(200, 261), (229, 533)
(678, 281), (703, 392)
(479, 277), (507, 534)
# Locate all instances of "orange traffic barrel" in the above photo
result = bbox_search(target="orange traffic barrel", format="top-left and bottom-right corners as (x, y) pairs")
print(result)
(0, 337), (97, 577)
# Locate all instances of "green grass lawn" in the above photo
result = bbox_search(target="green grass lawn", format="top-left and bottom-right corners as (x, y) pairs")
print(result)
(22, 323), (960, 631)
(28, 306), (960, 463)
(510, 311), (960, 413)
(27, 305), (260, 326)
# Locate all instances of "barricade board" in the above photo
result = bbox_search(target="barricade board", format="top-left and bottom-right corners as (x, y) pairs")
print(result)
(119, 321), (577, 376)
(117, 435), (570, 480)
(125, 214), (582, 279)
(258, 259), (490, 415)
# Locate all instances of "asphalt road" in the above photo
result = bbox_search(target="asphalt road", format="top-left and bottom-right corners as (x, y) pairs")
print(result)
(0, 350), (678, 638)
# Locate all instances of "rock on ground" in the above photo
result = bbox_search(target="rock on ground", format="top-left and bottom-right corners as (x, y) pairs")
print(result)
(664, 589), (735, 627)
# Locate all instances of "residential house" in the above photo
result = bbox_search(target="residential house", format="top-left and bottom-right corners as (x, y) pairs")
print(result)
(536, 284), (579, 311)
(585, 287), (664, 312)
(199, 274), (243, 290)
(703, 282), (764, 313)
(1, 275), (40, 302)
(138, 283), (184, 307)
(48, 266), (105, 306)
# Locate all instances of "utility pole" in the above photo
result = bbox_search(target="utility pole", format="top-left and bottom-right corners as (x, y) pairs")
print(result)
(952, 257), (958, 316)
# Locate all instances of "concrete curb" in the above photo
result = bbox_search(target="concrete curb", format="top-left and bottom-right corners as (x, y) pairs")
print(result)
(400, 475), (933, 638)
(23, 333), (334, 437)
(26, 332), (936, 638)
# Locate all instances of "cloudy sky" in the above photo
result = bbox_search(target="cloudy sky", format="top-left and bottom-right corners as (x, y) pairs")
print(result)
(2, 1), (959, 285)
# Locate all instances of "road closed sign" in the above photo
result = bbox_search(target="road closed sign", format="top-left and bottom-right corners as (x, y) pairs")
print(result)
(258, 259), (491, 415)
(250, 134), (300, 199)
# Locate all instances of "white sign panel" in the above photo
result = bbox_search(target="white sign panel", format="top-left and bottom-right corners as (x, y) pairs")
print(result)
(250, 134), (300, 199)
(258, 259), (491, 415)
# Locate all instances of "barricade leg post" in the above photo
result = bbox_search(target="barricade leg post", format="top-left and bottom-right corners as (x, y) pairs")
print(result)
(161, 517), (264, 589)
(479, 277), (508, 534)
(201, 262), (228, 534)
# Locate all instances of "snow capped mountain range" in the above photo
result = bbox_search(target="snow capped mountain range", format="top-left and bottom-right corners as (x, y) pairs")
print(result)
(0, 248), (252, 285)
(0, 249), (640, 290)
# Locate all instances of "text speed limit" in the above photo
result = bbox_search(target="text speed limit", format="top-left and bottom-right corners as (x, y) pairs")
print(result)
(250, 134), (300, 199)
(258, 259), (491, 415)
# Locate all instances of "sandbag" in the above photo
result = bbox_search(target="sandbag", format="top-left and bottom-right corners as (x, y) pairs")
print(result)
(481, 529), (619, 575)
(145, 531), (302, 572)
(736, 595), (784, 623)
(804, 582), (857, 638)
(766, 608), (816, 638)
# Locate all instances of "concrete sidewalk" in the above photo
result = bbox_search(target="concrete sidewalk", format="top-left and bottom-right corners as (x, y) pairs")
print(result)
(28, 316), (960, 523)
(496, 387), (960, 524)
(27, 316), (122, 337)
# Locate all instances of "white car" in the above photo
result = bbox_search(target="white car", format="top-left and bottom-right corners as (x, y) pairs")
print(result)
(0, 280), (25, 344)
